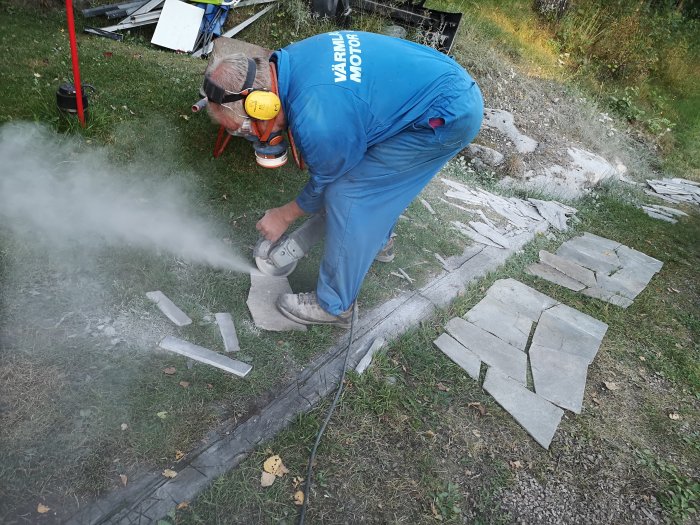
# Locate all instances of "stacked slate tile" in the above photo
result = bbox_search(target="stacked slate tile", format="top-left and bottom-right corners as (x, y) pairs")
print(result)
(434, 278), (608, 449)
(526, 232), (663, 308)
(645, 178), (700, 205)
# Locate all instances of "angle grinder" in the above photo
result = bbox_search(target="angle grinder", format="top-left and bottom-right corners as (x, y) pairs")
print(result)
(253, 213), (326, 277)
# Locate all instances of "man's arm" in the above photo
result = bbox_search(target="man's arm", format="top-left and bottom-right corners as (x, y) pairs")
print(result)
(256, 200), (306, 242)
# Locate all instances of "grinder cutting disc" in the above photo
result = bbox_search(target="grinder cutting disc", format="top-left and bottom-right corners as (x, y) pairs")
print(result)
(253, 237), (298, 277)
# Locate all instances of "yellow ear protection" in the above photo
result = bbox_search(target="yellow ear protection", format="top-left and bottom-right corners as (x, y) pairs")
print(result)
(204, 58), (288, 168)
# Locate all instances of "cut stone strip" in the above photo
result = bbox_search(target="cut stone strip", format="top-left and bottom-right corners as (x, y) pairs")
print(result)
(355, 337), (385, 375)
(452, 221), (503, 248)
(527, 262), (586, 291)
(215, 313), (240, 352)
(433, 333), (481, 380)
(445, 317), (527, 383)
(146, 291), (192, 327)
(159, 336), (252, 378)
(596, 267), (655, 300)
(469, 221), (511, 249)
(486, 278), (558, 322)
(465, 296), (532, 351)
(531, 305), (607, 364)
(530, 344), (589, 414)
(483, 368), (563, 449)
(556, 243), (621, 275)
(581, 287), (634, 308)
(615, 245), (663, 273)
(539, 250), (597, 287)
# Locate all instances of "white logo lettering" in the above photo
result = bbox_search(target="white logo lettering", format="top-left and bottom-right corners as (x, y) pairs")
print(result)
(328, 32), (361, 83)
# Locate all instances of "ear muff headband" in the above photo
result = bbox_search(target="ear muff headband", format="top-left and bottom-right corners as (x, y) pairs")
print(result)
(203, 58), (257, 105)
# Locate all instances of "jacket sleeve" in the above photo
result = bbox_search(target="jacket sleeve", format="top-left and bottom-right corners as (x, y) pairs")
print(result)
(290, 85), (369, 213)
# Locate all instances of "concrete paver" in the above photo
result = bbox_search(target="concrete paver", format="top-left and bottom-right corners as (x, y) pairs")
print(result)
(483, 368), (564, 449)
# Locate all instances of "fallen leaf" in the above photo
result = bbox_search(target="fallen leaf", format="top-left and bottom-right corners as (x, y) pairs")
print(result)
(260, 471), (276, 487)
(179, 381), (190, 388)
(120, 423), (128, 431)
(468, 402), (487, 416)
(292, 476), (304, 489)
(668, 412), (681, 420)
(176, 501), (189, 510)
(163, 367), (176, 375)
(206, 383), (213, 389)
(175, 450), (185, 461)
(509, 460), (523, 469)
(431, 501), (442, 520)
(263, 455), (289, 477)
(604, 381), (620, 391)
(472, 429), (481, 438)
(670, 287), (680, 293)
(33, 72), (41, 78)
(120, 474), (128, 487)
(639, 356), (646, 361)
(156, 411), (168, 419)
(162, 469), (177, 479)
(37, 503), (50, 514)
(293, 490), (304, 506)
(436, 382), (450, 392)
(424, 430), (436, 439)
(179, 114), (189, 121)
(591, 395), (601, 405)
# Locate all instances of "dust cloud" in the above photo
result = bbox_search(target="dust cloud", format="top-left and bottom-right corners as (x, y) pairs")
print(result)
(0, 122), (253, 273)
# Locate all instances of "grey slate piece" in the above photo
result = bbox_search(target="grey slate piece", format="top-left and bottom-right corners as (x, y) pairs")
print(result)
(483, 368), (564, 449)
(445, 317), (527, 383)
(539, 250), (597, 287)
(486, 278), (558, 322)
(555, 243), (621, 275)
(159, 336), (252, 377)
(146, 291), (192, 326)
(527, 262), (587, 291)
(355, 337), (386, 374)
(215, 312), (240, 352)
(529, 343), (590, 413)
(581, 286), (634, 308)
(465, 296), (533, 350)
(531, 305), (607, 364)
(433, 333), (482, 380)
(246, 274), (307, 332)
(469, 221), (512, 249)
(596, 267), (654, 299)
(615, 245), (663, 273)
(580, 232), (622, 251)
(644, 209), (678, 223)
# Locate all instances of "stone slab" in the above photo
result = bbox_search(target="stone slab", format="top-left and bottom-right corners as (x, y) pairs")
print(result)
(465, 296), (533, 350)
(246, 274), (307, 332)
(531, 305), (607, 364)
(469, 221), (512, 249)
(530, 343), (589, 413)
(556, 241), (621, 275)
(445, 317), (527, 383)
(596, 267), (655, 299)
(482, 108), (538, 154)
(581, 287), (634, 308)
(433, 333), (482, 380)
(580, 232), (622, 252)
(215, 312), (240, 352)
(159, 336), (252, 377)
(483, 368), (563, 449)
(615, 245), (663, 273)
(146, 291), (192, 327)
(486, 278), (558, 322)
(355, 337), (386, 375)
(527, 262), (587, 291)
(540, 250), (597, 287)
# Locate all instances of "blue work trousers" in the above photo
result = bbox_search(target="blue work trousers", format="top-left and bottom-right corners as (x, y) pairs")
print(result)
(317, 78), (484, 315)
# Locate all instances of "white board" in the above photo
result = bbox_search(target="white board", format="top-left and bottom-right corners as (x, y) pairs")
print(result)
(151, 0), (204, 52)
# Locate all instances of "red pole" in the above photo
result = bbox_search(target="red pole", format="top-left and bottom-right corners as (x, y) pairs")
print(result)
(65, 0), (86, 127)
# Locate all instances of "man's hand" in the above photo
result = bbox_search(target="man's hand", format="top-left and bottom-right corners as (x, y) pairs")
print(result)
(256, 200), (306, 242)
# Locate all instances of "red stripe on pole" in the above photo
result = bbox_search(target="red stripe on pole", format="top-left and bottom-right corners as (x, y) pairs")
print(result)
(65, 0), (86, 127)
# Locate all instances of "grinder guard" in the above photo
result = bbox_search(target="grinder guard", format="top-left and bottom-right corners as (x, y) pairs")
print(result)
(254, 213), (326, 276)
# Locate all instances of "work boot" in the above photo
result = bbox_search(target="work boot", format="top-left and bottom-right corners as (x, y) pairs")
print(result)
(276, 292), (354, 328)
(374, 237), (395, 263)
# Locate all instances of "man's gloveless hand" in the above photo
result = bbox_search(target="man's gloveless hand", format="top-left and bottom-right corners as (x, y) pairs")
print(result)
(256, 200), (306, 242)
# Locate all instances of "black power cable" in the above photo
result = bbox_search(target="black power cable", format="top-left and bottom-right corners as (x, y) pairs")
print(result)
(298, 304), (358, 525)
